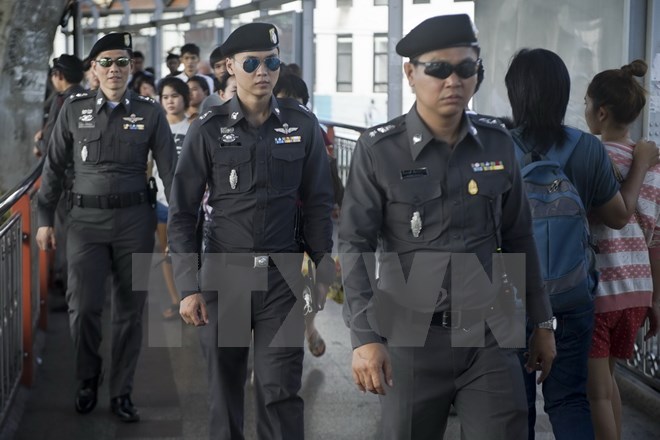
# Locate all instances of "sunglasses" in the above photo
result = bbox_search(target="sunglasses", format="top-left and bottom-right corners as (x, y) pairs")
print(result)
(95, 57), (131, 68)
(411, 58), (481, 80)
(239, 56), (281, 73)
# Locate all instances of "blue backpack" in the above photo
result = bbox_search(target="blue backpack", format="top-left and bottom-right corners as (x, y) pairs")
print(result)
(512, 127), (596, 313)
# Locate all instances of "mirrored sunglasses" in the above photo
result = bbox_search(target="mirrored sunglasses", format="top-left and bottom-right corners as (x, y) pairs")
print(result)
(411, 58), (480, 80)
(96, 57), (131, 68)
(241, 57), (281, 74)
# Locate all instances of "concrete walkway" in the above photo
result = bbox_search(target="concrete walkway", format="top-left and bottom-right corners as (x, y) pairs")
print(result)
(2, 255), (659, 439)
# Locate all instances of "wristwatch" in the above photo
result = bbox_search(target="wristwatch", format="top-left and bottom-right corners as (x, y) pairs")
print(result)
(536, 316), (557, 331)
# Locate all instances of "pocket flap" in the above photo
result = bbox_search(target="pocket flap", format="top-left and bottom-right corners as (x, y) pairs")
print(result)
(271, 147), (306, 162)
(389, 181), (443, 203)
(215, 148), (252, 165)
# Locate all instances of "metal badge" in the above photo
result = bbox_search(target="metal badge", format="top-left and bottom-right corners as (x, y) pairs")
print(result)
(222, 133), (238, 143)
(229, 169), (238, 189)
(413, 134), (423, 144)
(231, 112), (239, 120)
(411, 211), (422, 238)
(468, 179), (479, 195)
(274, 123), (298, 135)
(81, 145), (88, 162)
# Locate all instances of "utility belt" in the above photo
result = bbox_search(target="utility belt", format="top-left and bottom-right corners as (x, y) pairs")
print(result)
(69, 177), (158, 209)
(69, 190), (150, 209)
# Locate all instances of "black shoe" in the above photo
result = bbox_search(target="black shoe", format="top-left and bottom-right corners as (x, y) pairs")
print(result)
(110, 394), (140, 423)
(75, 373), (102, 414)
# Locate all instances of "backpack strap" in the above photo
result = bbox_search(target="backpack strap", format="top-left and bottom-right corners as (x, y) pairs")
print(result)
(543, 127), (582, 169)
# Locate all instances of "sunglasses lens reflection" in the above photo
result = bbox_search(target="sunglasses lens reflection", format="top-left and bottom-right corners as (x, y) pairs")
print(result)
(242, 57), (281, 73)
(97, 57), (130, 68)
(425, 60), (478, 80)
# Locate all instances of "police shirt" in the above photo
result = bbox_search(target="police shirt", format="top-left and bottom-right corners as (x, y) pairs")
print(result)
(168, 95), (334, 297)
(38, 88), (177, 227)
(339, 106), (553, 348)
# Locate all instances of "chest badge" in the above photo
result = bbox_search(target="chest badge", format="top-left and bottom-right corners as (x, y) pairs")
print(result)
(123, 114), (143, 124)
(222, 133), (238, 143)
(274, 123), (298, 135)
(229, 169), (238, 189)
(468, 179), (479, 195)
(410, 211), (422, 238)
(81, 145), (88, 162)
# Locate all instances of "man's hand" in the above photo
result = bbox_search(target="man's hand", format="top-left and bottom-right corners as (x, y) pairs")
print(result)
(526, 328), (556, 384)
(36, 226), (56, 251)
(352, 342), (393, 395)
(644, 301), (660, 340)
(180, 293), (208, 327)
(315, 282), (329, 311)
(633, 138), (660, 169)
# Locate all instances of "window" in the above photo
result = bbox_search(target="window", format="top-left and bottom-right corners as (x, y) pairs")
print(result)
(337, 0), (352, 7)
(374, 0), (388, 5)
(412, 0), (430, 3)
(336, 35), (353, 92)
(373, 33), (388, 93)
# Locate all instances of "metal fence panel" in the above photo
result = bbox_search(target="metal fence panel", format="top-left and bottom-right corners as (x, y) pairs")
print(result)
(0, 214), (23, 425)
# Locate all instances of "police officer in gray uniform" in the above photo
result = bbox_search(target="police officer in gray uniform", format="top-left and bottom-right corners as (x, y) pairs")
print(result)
(168, 23), (333, 440)
(36, 32), (177, 422)
(339, 15), (557, 439)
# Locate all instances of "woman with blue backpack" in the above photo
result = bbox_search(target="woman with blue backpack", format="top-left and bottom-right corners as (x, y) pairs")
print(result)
(505, 48), (659, 440)
(584, 59), (660, 440)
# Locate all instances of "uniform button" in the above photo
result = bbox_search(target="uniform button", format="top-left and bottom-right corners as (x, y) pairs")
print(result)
(413, 197), (420, 203)
(453, 200), (460, 206)
(451, 234), (460, 240)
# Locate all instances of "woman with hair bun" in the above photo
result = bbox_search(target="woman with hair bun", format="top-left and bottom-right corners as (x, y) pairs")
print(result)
(585, 59), (660, 440)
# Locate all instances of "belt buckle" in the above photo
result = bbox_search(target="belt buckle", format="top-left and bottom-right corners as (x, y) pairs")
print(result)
(253, 255), (269, 268)
(442, 311), (461, 329)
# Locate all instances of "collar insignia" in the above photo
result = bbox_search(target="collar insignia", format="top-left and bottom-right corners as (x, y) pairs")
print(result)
(231, 112), (239, 120)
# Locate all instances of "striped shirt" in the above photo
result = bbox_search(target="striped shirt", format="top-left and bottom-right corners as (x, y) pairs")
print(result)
(590, 141), (660, 313)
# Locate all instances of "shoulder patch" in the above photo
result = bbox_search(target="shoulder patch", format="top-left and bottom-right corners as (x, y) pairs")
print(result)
(361, 116), (406, 146)
(69, 92), (90, 101)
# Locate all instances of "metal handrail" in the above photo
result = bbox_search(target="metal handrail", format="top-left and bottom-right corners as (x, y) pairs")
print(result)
(0, 159), (43, 222)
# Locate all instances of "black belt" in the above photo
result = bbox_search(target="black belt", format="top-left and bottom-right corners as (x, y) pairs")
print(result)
(429, 310), (485, 329)
(71, 191), (149, 209)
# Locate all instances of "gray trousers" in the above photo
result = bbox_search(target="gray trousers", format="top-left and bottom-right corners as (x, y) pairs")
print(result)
(65, 203), (155, 397)
(381, 326), (528, 440)
(198, 264), (305, 440)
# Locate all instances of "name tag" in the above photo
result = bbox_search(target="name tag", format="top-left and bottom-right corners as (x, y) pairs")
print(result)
(400, 168), (429, 179)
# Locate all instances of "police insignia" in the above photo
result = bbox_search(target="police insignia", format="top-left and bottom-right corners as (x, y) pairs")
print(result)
(412, 134), (423, 144)
(222, 133), (238, 143)
(220, 127), (234, 134)
(468, 179), (479, 195)
(410, 211), (422, 238)
(231, 112), (239, 120)
(81, 145), (88, 162)
(79, 114), (94, 123)
(270, 28), (278, 44)
(229, 169), (238, 189)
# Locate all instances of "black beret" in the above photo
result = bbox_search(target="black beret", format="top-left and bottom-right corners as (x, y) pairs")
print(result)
(88, 32), (132, 60)
(53, 54), (84, 75)
(220, 23), (279, 58)
(396, 14), (479, 59)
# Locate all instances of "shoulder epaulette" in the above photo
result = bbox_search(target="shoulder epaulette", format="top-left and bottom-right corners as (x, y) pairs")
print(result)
(277, 98), (315, 119)
(136, 95), (156, 104)
(469, 113), (509, 132)
(69, 92), (90, 101)
(362, 116), (406, 146)
(199, 105), (228, 125)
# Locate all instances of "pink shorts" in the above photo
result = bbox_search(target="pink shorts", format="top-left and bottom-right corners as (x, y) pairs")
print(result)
(589, 307), (648, 359)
